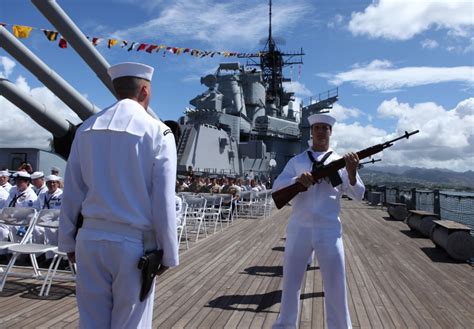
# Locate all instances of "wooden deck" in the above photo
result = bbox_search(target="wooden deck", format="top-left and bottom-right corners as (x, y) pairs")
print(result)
(0, 200), (473, 328)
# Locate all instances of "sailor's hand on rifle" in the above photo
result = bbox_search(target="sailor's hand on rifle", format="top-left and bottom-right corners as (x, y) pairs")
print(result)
(297, 172), (314, 188)
(344, 152), (359, 185)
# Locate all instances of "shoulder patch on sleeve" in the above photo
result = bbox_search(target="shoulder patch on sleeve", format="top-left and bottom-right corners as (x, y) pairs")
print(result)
(163, 129), (172, 136)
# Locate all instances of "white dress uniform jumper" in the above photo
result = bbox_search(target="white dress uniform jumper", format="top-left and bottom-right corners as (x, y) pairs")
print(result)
(272, 148), (365, 329)
(0, 185), (38, 244)
(0, 188), (9, 209)
(59, 63), (178, 329)
(1, 182), (12, 193)
(33, 188), (63, 248)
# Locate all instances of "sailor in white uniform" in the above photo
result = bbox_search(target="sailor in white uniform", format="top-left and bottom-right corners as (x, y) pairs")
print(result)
(33, 175), (63, 249)
(0, 186), (8, 243)
(0, 187), (9, 210)
(59, 62), (178, 329)
(5, 172), (38, 208)
(31, 171), (47, 195)
(51, 166), (60, 175)
(0, 170), (12, 192)
(1, 172), (38, 242)
(272, 114), (365, 329)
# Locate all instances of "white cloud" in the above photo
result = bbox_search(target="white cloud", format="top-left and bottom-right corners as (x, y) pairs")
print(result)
(283, 81), (312, 97)
(0, 56), (16, 79)
(454, 98), (474, 118)
(0, 66), (81, 150)
(421, 39), (439, 49)
(348, 0), (473, 41)
(322, 59), (474, 91)
(327, 14), (344, 29)
(446, 36), (474, 54)
(331, 122), (386, 152)
(331, 97), (474, 171)
(463, 37), (474, 53)
(112, 0), (310, 49)
(329, 103), (363, 122)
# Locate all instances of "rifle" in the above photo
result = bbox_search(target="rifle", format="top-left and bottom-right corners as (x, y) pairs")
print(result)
(272, 130), (419, 209)
(358, 158), (382, 169)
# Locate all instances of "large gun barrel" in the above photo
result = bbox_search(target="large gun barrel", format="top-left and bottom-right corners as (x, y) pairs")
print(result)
(0, 78), (76, 158)
(0, 25), (99, 121)
(31, 0), (115, 97)
(32, 0), (159, 119)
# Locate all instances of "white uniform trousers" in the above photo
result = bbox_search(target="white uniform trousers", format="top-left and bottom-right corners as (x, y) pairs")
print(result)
(75, 228), (155, 329)
(273, 222), (352, 329)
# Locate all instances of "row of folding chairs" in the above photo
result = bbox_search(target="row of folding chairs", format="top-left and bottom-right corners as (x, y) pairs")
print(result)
(236, 190), (273, 219)
(0, 207), (76, 296)
(176, 193), (235, 247)
(176, 190), (273, 250)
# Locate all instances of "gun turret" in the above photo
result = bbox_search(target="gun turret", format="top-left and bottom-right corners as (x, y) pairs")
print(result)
(0, 78), (76, 158)
(0, 25), (99, 121)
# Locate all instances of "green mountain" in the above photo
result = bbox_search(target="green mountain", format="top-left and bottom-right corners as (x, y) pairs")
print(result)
(359, 166), (474, 191)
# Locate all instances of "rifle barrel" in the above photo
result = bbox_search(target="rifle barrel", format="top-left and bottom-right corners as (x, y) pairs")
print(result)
(384, 130), (419, 145)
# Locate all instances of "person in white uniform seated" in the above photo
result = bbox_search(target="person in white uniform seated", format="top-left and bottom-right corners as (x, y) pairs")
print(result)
(31, 171), (47, 196)
(59, 62), (178, 328)
(0, 170), (12, 193)
(33, 175), (63, 249)
(6, 171), (38, 208)
(0, 186), (9, 210)
(1, 172), (38, 242)
(175, 194), (183, 226)
(272, 113), (365, 329)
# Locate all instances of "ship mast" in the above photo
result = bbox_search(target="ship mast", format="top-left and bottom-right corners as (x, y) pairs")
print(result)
(244, 0), (304, 114)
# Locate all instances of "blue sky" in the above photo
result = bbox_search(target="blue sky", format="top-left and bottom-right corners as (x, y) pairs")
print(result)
(1, 0), (473, 172)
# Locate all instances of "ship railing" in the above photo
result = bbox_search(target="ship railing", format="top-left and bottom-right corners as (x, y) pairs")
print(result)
(365, 185), (474, 233)
(302, 87), (339, 107)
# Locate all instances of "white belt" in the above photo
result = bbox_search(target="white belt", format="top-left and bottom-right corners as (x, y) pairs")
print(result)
(82, 218), (143, 240)
(82, 218), (157, 251)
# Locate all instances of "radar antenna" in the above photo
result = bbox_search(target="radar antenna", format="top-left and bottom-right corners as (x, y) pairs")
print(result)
(242, 0), (304, 113)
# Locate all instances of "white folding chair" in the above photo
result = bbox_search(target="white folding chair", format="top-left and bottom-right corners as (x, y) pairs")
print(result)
(0, 207), (37, 267)
(215, 194), (233, 226)
(237, 191), (256, 218)
(0, 208), (58, 292)
(181, 196), (207, 242)
(264, 190), (274, 219)
(177, 202), (189, 250)
(0, 207), (37, 285)
(202, 195), (223, 233)
(36, 209), (76, 296)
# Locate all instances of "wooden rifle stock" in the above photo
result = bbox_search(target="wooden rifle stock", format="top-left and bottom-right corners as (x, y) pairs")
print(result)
(271, 130), (419, 209)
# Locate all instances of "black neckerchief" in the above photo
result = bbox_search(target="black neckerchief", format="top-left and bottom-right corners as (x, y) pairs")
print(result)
(307, 150), (333, 184)
(9, 191), (26, 207)
(307, 150), (332, 170)
(43, 193), (53, 209)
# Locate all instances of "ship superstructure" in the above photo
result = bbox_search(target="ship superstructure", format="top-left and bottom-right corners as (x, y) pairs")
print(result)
(176, 0), (338, 179)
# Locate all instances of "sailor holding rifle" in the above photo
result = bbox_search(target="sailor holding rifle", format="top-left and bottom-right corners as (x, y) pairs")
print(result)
(272, 113), (365, 329)
(59, 62), (178, 328)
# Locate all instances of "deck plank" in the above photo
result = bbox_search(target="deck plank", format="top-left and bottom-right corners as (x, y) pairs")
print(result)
(1, 200), (473, 328)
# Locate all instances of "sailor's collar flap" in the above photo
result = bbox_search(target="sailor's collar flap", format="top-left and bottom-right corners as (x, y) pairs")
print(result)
(87, 99), (147, 136)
